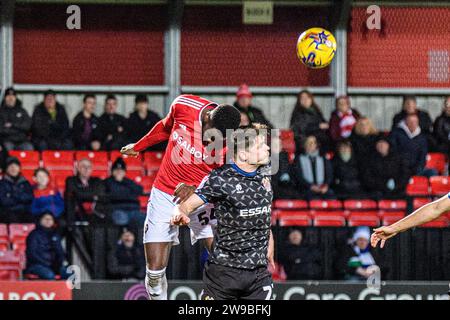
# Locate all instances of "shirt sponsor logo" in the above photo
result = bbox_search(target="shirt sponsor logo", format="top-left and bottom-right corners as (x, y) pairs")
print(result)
(239, 205), (271, 217)
(172, 131), (208, 160)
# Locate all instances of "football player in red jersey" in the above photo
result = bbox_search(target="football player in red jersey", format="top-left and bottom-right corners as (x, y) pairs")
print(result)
(121, 95), (241, 300)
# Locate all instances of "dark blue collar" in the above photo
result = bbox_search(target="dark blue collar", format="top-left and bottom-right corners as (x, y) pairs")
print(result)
(230, 162), (258, 177)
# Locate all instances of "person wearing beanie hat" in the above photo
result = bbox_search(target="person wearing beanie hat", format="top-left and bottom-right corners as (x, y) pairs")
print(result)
(360, 137), (410, 199)
(0, 86), (33, 151)
(233, 84), (273, 128)
(125, 94), (163, 151)
(0, 156), (34, 223)
(336, 227), (382, 281)
(104, 157), (144, 233)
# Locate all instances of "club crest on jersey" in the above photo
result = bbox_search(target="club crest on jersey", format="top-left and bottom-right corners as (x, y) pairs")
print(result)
(262, 177), (271, 192)
(235, 184), (244, 194)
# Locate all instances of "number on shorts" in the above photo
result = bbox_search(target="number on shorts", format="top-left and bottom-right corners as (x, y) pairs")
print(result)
(197, 211), (209, 226)
(263, 284), (273, 300)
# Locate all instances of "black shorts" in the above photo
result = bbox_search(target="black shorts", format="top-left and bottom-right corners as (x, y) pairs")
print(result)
(201, 261), (273, 300)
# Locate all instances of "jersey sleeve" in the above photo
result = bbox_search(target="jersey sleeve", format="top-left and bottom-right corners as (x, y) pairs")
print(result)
(133, 99), (176, 152)
(195, 171), (227, 204)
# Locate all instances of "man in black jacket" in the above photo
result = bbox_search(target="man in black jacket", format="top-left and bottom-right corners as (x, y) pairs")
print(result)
(65, 159), (109, 225)
(95, 95), (127, 151)
(72, 94), (101, 150)
(279, 229), (322, 280)
(104, 158), (144, 232)
(361, 138), (410, 199)
(0, 157), (34, 223)
(107, 230), (145, 280)
(126, 94), (165, 151)
(233, 84), (273, 128)
(433, 96), (450, 154)
(392, 95), (433, 133)
(31, 90), (73, 151)
(0, 87), (33, 151)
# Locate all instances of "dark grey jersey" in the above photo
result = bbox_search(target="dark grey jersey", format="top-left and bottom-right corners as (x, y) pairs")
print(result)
(195, 163), (273, 270)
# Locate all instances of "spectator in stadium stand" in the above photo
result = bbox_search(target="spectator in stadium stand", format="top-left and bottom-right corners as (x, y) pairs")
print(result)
(433, 96), (450, 155)
(0, 87), (34, 151)
(279, 229), (322, 280)
(72, 94), (101, 151)
(335, 227), (381, 281)
(126, 94), (165, 151)
(329, 96), (361, 148)
(239, 111), (251, 127)
(271, 134), (299, 199)
(0, 157), (33, 223)
(31, 90), (73, 151)
(95, 94), (128, 151)
(65, 158), (109, 225)
(104, 158), (144, 233)
(31, 168), (64, 220)
(389, 113), (438, 178)
(107, 230), (145, 280)
(361, 137), (409, 199)
(291, 135), (334, 200)
(25, 212), (70, 280)
(350, 117), (382, 165)
(331, 140), (366, 199)
(392, 95), (436, 151)
(233, 84), (273, 128)
(290, 89), (330, 153)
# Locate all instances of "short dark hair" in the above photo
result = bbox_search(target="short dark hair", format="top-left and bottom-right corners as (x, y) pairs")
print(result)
(44, 89), (56, 97)
(83, 94), (96, 103)
(135, 94), (148, 104)
(34, 167), (50, 177)
(105, 94), (117, 102)
(210, 104), (241, 137)
(336, 139), (352, 150)
(403, 95), (416, 104)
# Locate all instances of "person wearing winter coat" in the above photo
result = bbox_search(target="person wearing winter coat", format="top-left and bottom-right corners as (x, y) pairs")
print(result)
(31, 90), (73, 150)
(433, 96), (450, 154)
(389, 114), (437, 177)
(72, 94), (101, 151)
(25, 212), (70, 280)
(31, 168), (64, 219)
(329, 96), (361, 147)
(95, 95), (128, 151)
(0, 87), (33, 151)
(0, 157), (34, 223)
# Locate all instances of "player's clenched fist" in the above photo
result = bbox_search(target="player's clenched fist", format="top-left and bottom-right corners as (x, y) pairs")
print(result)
(120, 143), (139, 157)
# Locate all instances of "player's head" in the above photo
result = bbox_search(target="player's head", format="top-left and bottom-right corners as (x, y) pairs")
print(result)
(203, 104), (241, 138)
(232, 123), (270, 166)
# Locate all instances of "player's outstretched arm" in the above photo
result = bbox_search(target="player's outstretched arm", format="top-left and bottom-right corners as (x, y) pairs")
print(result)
(170, 193), (205, 226)
(371, 194), (450, 248)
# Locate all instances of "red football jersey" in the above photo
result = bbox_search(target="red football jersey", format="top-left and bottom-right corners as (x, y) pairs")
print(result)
(134, 94), (225, 194)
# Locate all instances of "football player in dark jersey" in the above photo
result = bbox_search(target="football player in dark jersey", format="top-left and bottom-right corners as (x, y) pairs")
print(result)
(171, 124), (274, 300)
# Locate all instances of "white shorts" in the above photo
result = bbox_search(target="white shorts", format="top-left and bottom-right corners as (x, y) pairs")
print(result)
(143, 187), (216, 246)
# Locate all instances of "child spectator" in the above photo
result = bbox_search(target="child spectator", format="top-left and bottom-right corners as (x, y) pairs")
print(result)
(31, 168), (64, 219)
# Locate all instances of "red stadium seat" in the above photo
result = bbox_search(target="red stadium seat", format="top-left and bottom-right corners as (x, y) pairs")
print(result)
(0, 251), (21, 280)
(75, 151), (109, 170)
(273, 199), (308, 210)
(54, 176), (67, 194)
(418, 216), (449, 228)
(378, 200), (407, 211)
(9, 224), (35, 253)
(426, 153), (447, 175)
(406, 176), (429, 196)
(110, 151), (144, 170)
(430, 176), (450, 196)
(91, 169), (109, 179)
(279, 129), (295, 153)
(144, 152), (165, 172)
(21, 169), (35, 183)
(42, 151), (75, 170)
(309, 199), (342, 210)
(49, 169), (74, 181)
(313, 214), (346, 227)
(0, 224), (9, 252)
(413, 197), (431, 210)
(134, 176), (156, 194)
(343, 199), (377, 210)
(268, 262), (287, 282)
(277, 210), (311, 227)
(347, 211), (380, 227)
(380, 211), (405, 226)
(139, 196), (149, 212)
(9, 150), (40, 170)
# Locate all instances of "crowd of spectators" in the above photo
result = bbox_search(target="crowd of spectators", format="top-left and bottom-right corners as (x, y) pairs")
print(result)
(0, 84), (448, 282)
